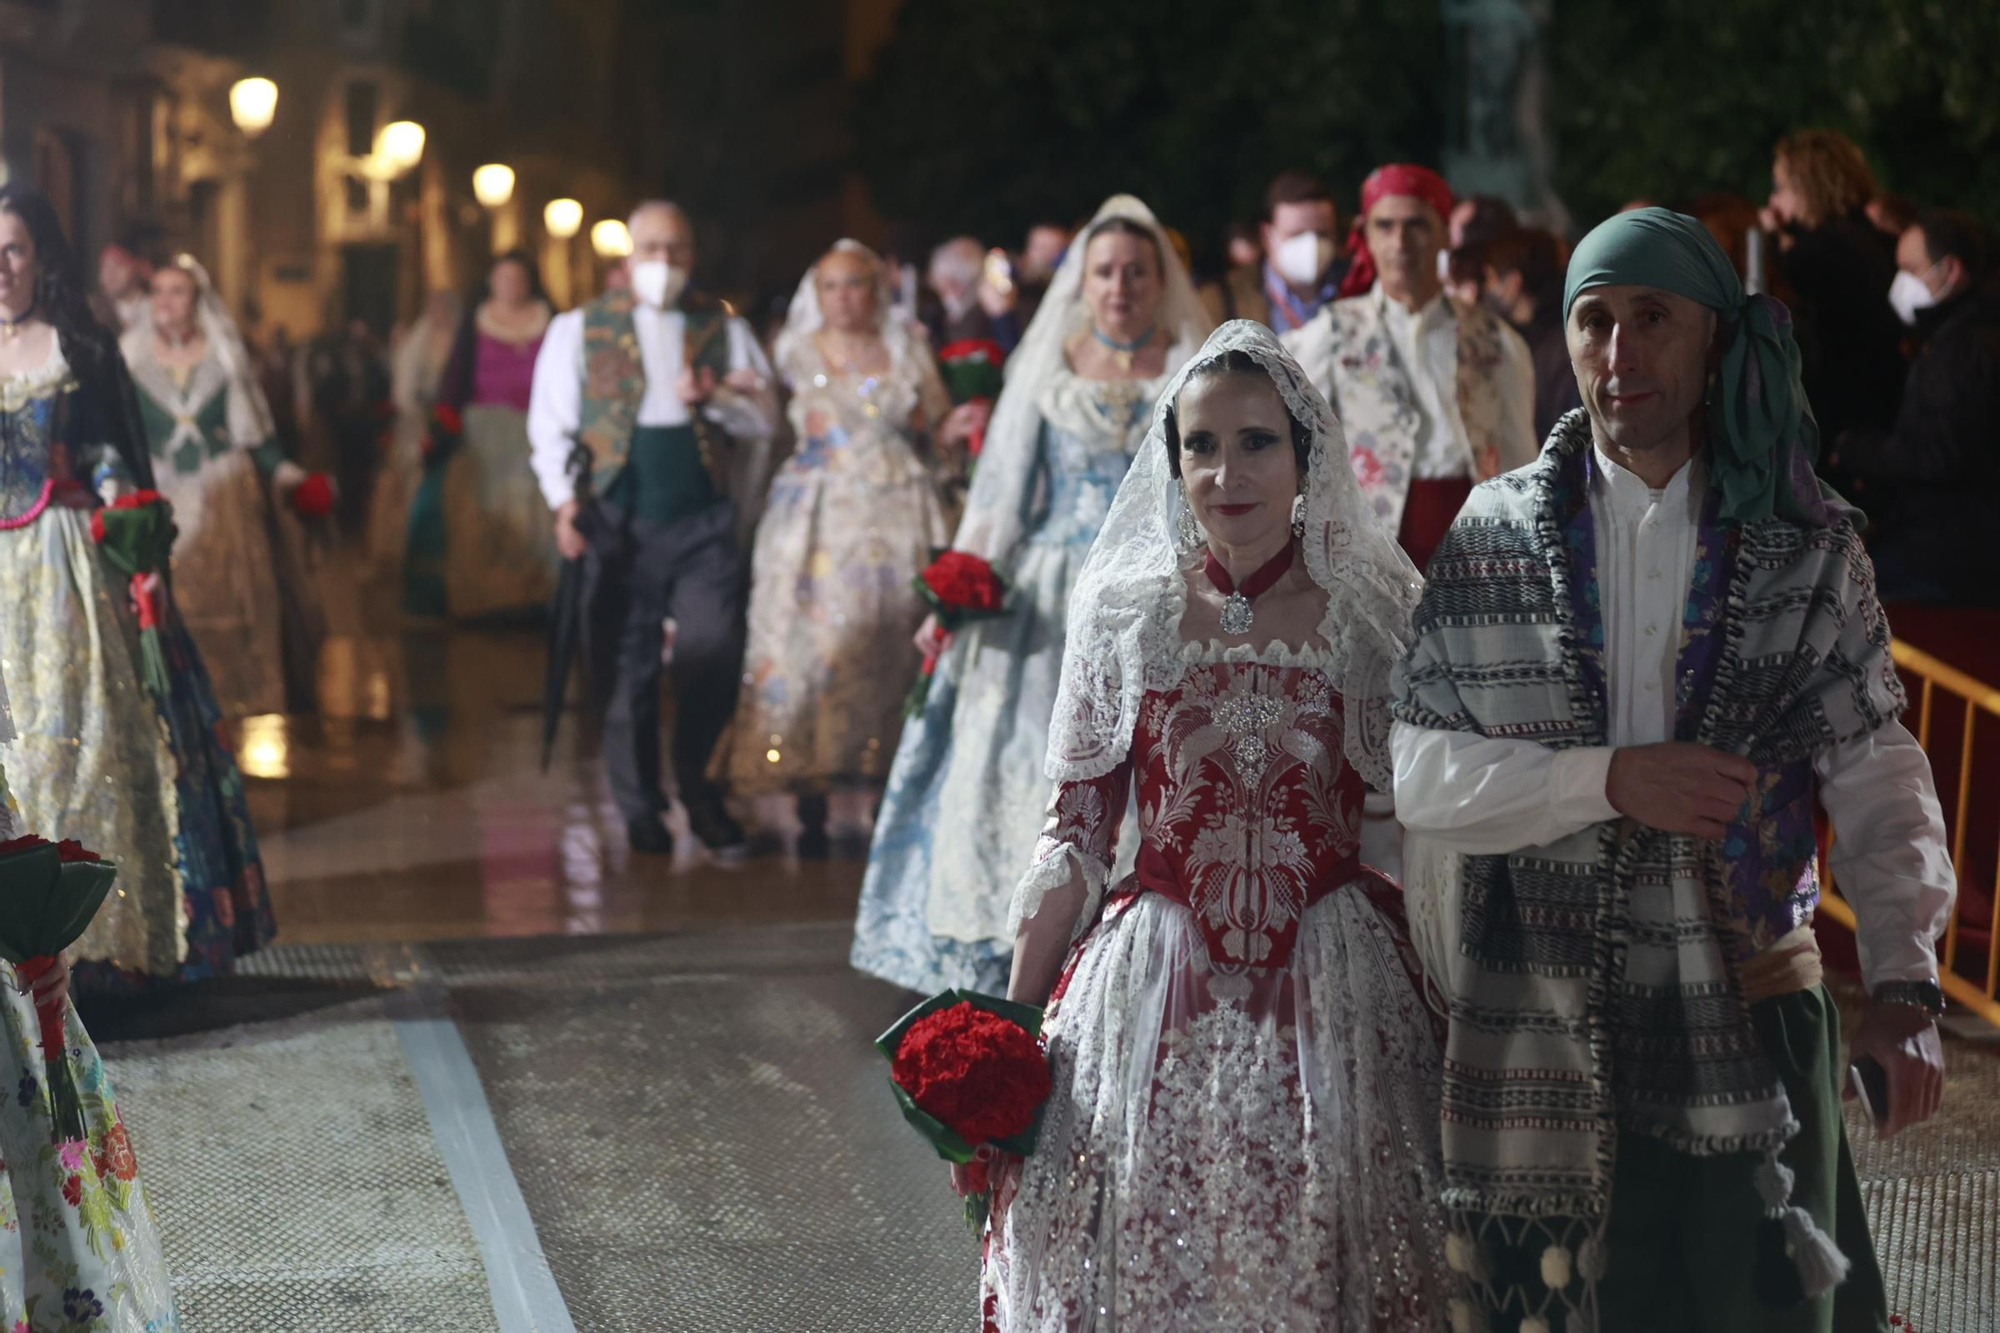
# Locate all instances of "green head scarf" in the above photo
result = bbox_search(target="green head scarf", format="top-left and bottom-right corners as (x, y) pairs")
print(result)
(1563, 207), (1839, 527)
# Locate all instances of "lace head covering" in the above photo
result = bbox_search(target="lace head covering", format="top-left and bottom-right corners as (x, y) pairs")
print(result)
(953, 193), (1212, 562)
(141, 254), (278, 439)
(771, 239), (916, 386)
(1046, 320), (1422, 790)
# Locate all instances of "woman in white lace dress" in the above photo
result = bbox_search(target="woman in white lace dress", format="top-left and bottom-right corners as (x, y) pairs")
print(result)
(970, 322), (1454, 1330)
(850, 195), (1212, 995)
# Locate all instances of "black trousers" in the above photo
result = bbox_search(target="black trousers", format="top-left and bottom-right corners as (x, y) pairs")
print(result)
(589, 498), (745, 821)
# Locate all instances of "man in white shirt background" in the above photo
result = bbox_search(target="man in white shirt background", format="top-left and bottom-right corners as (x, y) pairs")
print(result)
(528, 201), (777, 856)
(1283, 162), (1538, 571)
(1391, 207), (1953, 1333)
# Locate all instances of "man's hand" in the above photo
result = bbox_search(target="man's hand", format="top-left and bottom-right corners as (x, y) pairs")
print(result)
(554, 500), (587, 561)
(676, 365), (717, 406)
(1847, 1000), (1945, 1137)
(1606, 742), (1757, 838)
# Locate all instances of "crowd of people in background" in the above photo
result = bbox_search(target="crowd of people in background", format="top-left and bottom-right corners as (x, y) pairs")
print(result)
(0, 111), (1980, 1329)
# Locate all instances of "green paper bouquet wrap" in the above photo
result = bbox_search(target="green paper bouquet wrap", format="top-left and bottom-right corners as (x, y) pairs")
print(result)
(0, 837), (118, 1143)
(89, 490), (178, 700)
(877, 989), (1051, 1231)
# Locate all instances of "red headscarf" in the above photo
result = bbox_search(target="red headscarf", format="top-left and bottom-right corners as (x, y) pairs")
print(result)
(99, 244), (153, 283)
(1336, 164), (1455, 299)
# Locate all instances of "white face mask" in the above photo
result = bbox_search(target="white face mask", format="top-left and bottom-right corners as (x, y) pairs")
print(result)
(1273, 230), (1333, 288)
(1887, 266), (1941, 326)
(631, 260), (688, 310)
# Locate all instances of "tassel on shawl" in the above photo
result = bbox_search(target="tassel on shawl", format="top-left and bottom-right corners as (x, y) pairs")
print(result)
(1755, 1153), (1851, 1296)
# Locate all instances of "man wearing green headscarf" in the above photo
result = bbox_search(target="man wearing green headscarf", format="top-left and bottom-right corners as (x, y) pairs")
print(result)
(1391, 208), (1955, 1331)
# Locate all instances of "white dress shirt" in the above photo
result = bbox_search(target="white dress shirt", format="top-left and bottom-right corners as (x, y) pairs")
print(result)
(1393, 444), (1956, 988)
(1376, 288), (1538, 480)
(526, 302), (777, 510)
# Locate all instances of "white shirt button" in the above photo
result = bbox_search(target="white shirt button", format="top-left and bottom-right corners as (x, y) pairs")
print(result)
(1644, 680), (1660, 692)
(1648, 568), (1663, 581)
(1645, 624), (1660, 637)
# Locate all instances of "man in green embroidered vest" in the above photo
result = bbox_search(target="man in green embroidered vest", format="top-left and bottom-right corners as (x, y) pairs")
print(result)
(1392, 208), (1954, 1332)
(528, 200), (777, 855)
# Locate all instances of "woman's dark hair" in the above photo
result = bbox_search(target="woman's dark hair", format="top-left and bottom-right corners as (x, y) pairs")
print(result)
(1162, 349), (1312, 479)
(1080, 215), (1162, 274)
(0, 185), (114, 361)
(481, 248), (548, 305)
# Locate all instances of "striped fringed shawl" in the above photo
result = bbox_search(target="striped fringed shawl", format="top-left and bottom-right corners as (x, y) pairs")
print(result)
(1392, 412), (1905, 1307)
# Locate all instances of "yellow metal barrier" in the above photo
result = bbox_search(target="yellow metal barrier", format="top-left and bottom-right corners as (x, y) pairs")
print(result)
(1819, 639), (2000, 1027)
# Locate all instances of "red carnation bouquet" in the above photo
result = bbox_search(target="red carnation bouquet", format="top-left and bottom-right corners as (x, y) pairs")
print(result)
(0, 836), (118, 1143)
(877, 990), (1051, 1231)
(935, 338), (1007, 462)
(89, 490), (177, 698)
(422, 403), (464, 463)
(289, 471), (338, 519)
(903, 549), (1009, 717)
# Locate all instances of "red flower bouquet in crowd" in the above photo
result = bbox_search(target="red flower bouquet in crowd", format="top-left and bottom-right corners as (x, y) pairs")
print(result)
(289, 471), (338, 519)
(877, 991), (1051, 1230)
(0, 836), (118, 1143)
(422, 403), (464, 463)
(88, 490), (177, 698)
(904, 550), (1009, 717)
(935, 338), (1007, 462)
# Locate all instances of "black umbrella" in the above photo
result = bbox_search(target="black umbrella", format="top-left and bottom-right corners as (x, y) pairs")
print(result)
(540, 553), (587, 772)
(541, 442), (615, 772)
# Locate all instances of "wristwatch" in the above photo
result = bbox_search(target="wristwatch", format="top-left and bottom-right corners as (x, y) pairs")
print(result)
(1871, 979), (1946, 1018)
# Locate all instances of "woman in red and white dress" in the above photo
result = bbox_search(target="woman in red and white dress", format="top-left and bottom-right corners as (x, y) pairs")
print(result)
(968, 321), (1455, 1330)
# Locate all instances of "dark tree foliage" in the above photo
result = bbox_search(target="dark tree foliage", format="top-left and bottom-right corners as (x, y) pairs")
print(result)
(857, 0), (2000, 250)
(1545, 0), (2000, 228)
(854, 0), (1444, 261)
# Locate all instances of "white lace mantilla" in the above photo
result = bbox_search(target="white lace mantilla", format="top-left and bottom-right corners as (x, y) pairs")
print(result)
(1046, 321), (1421, 793)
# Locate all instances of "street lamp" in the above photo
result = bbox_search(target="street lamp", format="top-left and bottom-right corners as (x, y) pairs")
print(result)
(375, 121), (426, 176)
(472, 164), (515, 209)
(544, 198), (584, 240)
(229, 77), (278, 139)
(590, 219), (632, 258)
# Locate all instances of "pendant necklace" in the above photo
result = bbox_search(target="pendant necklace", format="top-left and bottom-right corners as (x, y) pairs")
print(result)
(1205, 542), (1295, 636)
(0, 302), (34, 343)
(1091, 323), (1155, 372)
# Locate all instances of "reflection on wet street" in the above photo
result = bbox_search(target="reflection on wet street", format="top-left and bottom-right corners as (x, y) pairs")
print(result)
(242, 580), (867, 945)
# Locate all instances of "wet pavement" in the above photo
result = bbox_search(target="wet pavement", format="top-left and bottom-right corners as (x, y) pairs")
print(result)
(65, 552), (2000, 1332)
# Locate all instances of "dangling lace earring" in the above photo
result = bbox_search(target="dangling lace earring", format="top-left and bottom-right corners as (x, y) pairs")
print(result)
(1177, 484), (1203, 551)
(1291, 491), (1307, 540)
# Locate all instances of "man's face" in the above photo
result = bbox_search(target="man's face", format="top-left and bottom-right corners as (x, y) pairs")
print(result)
(100, 250), (136, 298)
(629, 206), (694, 269)
(1566, 283), (1717, 457)
(1896, 225), (1962, 303)
(1261, 200), (1336, 262)
(1365, 195), (1443, 300)
(1020, 225), (1070, 282)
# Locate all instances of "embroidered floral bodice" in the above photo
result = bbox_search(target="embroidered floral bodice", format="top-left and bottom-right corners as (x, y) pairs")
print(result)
(0, 342), (80, 522)
(1025, 648), (1367, 973)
